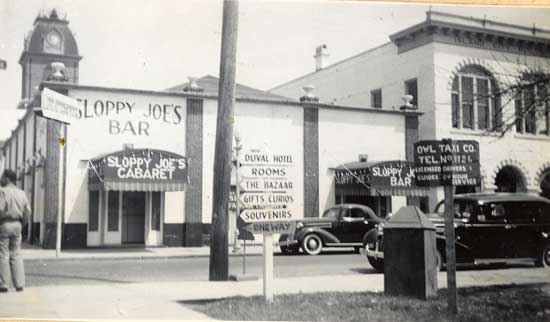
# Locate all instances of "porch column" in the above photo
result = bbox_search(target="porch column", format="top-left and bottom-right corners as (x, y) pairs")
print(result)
(301, 86), (320, 218)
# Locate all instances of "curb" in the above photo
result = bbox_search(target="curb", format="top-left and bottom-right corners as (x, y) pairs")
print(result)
(23, 251), (267, 263)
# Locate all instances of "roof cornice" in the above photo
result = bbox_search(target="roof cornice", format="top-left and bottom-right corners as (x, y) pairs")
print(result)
(390, 11), (550, 57)
(19, 51), (83, 65)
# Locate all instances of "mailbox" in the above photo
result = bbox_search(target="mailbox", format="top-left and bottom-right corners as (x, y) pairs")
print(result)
(383, 206), (437, 299)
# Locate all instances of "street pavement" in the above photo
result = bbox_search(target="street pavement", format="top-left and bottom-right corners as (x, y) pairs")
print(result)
(25, 251), (366, 286)
(0, 245), (549, 321)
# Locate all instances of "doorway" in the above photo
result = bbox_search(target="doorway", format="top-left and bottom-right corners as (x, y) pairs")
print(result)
(122, 191), (146, 244)
(494, 165), (527, 193)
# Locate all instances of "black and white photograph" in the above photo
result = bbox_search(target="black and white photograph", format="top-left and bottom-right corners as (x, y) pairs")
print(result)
(0, 0), (550, 321)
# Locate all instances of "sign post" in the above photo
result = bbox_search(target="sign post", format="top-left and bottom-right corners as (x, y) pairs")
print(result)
(40, 88), (80, 258)
(414, 139), (480, 315)
(237, 150), (296, 302)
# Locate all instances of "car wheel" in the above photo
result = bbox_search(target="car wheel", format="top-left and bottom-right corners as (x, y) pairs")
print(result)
(535, 242), (550, 268)
(302, 234), (323, 255)
(367, 255), (384, 273)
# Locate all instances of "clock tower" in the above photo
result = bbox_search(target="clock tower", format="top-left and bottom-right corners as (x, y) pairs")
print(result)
(19, 9), (82, 100)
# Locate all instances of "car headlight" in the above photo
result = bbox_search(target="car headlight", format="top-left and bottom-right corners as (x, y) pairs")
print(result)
(296, 222), (304, 229)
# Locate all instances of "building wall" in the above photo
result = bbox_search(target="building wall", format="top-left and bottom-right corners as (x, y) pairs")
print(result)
(21, 55), (79, 100)
(201, 99), (306, 224)
(64, 88), (188, 229)
(318, 108), (406, 211)
(271, 43), (437, 140)
(432, 42), (550, 194)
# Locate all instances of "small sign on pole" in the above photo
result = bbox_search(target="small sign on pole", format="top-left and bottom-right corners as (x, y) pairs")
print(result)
(414, 139), (480, 315)
(237, 149), (297, 302)
(41, 87), (80, 124)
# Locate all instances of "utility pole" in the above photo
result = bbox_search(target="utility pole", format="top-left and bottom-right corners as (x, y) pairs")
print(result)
(442, 138), (458, 315)
(209, 0), (239, 281)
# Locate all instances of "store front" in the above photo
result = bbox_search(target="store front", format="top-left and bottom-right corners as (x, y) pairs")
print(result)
(334, 160), (429, 216)
(87, 148), (187, 246)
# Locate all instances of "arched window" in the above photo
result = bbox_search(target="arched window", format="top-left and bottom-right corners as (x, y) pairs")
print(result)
(514, 72), (550, 136)
(451, 65), (502, 131)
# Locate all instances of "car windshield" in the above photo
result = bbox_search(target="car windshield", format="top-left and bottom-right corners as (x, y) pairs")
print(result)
(434, 200), (477, 219)
(322, 208), (341, 218)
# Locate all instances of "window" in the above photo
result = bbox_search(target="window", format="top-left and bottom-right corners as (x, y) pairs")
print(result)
(322, 208), (341, 218)
(350, 208), (365, 219)
(108, 191), (119, 231)
(371, 89), (382, 108)
(405, 79), (418, 107)
(88, 191), (99, 232)
(451, 65), (501, 131)
(514, 73), (550, 136)
(151, 192), (161, 231)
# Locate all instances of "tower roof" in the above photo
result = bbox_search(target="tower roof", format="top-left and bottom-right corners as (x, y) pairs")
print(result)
(23, 9), (80, 58)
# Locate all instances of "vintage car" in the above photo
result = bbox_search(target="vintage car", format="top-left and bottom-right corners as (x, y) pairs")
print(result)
(279, 203), (384, 255)
(363, 193), (550, 272)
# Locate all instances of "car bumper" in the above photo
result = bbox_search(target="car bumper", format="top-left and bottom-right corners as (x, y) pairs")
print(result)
(362, 243), (384, 259)
(278, 239), (299, 247)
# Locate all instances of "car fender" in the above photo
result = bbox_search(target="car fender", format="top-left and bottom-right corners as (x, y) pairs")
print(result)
(362, 228), (379, 246)
(295, 227), (340, 244)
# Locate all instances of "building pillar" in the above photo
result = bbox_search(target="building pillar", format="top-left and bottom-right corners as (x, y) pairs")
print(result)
(181, 80), (204, 247)
(405, 114), (421, 207)
(42, 118), (61, 249)
(301, 86), (320, 218)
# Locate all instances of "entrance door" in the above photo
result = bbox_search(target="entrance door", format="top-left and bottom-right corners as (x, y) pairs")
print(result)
(122, 192), (146, 244)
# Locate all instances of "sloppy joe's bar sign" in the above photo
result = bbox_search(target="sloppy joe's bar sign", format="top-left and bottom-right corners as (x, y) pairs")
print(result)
(335, 161), (417, 190)
(89, 149), (188, 184)
(73, 95), (184, 137)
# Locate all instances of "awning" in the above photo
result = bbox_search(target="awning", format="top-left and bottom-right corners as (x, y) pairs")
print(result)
(334, 160), (429, 197)
(88, 148), (188, 192)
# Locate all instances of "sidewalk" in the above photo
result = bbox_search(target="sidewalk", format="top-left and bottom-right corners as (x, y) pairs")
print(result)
(1, 268), (549, 320)
(21, 243), (267, 262)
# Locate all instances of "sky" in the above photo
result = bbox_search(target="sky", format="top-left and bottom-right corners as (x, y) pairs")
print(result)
(1, 0), (550, 139)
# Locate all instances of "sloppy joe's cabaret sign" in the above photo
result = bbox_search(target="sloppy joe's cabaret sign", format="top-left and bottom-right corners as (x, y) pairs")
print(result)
(89, 149), (188, 184)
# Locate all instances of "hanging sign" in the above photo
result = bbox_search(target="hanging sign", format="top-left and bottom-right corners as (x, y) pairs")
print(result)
(88, 148), (188, 184)
(41, 87), (81, 124)
(414, 140), (480, 186)
(370, 161), (416, 188)
(238, 150), (297, 235)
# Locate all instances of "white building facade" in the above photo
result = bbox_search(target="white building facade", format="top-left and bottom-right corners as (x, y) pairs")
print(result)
(271, 11), (550, 210)
(1, 10), (423, 248)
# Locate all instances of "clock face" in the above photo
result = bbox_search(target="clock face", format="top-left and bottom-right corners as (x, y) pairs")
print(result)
(47, 32), (61, 46)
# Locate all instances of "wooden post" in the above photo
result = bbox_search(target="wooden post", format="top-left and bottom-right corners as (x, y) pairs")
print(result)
(442, 138), (458, 315)
(209, 0), (239, 281)
(55, 122), (66, 257)
(263, 233), (274, 303)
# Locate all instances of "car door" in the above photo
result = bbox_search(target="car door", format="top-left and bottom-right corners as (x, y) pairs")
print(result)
(340, 207), (370, 243)
(321, 207), (345, 242)
(473, 202), (513, 259)
(452, 201), (477, 262)
(507, 202), (540, 258)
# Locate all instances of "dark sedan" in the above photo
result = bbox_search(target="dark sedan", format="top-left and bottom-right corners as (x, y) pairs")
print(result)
(363, 193), (550, 272)
(279, 203), (384, 255)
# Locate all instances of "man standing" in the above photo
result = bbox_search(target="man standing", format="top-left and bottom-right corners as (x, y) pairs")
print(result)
(0, 169), (30, 292)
